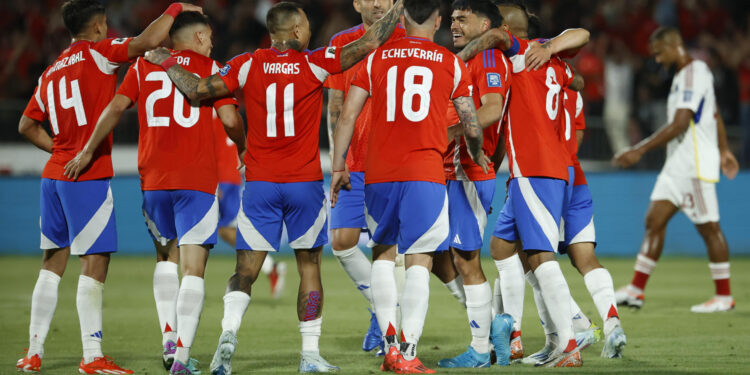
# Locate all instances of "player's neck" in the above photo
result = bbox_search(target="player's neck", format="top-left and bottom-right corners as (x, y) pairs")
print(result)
(405, 30), (434, 41)
(271, 39), (303, 53)
(70, 34), (98, 44)
(173, 43), (206, 57)
(362, 20), (373, 31)
(675, 53), (693, 71)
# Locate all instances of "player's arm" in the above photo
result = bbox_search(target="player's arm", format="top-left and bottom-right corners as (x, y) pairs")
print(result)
(477, 93), (503, 129)
(331, 86), (369, 206)
(457, 29), (511, 62)
(127, 3), (203, 59)
(576, 129), (585, 148)
(339, 0), (403, 70)
(452, 96), (489, 173)
(144, 47), (230, 101)
(526, 28), (590, 70)
(613, 109), (692, 168)
(217, 104), (247, 167)
(18, 116), (53, 153)
(570, 74), (585, 92)
(63, 95), (133, 180)
(716, 109), (739, 179)
(327, 88), (345, 162)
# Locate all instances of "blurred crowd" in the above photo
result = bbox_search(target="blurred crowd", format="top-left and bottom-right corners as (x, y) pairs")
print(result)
(2, 0), (750, 164)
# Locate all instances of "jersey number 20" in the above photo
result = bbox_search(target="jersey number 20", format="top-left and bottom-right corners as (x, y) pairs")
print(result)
(145, 71), (200, 128)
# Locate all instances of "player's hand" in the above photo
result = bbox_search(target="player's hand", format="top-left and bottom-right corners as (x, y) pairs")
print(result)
(178, 3), (203, 13)
(145, 47), (172, 65)
(476, 153), (491, 174)
(612, 147), (643, 168)
(63, 150), (93, 180)
(447, 123), (461, 141)
(330, 170), (351, 208)
(526, 41), (552, 71)
(721, 149), (739, 180)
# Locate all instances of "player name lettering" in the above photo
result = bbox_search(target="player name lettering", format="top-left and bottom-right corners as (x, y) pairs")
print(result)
(46, 51), (86, 77)
(381, 48), (443, 62)
(263, 62), (300, 75)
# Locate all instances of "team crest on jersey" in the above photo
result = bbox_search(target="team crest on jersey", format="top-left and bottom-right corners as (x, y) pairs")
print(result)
(112, 38), (127, 45)
(219, 64), (231, 76)
(683, 90), (693, 102)
(325, 47), (337, 59)
(487, 73), (502, 88)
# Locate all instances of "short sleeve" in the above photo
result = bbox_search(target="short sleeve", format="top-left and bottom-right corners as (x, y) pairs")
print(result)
(475, 49), (510, 98)
(451, 55), (473, 99)
(218, 53), (253, 93)
(306, 46), (343, 82)
(351, 54), (372, 93)
(92, 37), (133, 63)
(213, 96), (239, 110)
(676, 63), (712, 114)
(324, 71), (346, 90)
(574, 92), (586, 130)
(116, 63), (140, 105)
(503, 31), (528, 73)
(560, 60), (574, 89)
(23, 77), (47, 122)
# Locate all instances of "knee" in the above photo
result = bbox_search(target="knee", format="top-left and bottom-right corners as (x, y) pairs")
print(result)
(696, 222), (720, 238)
(644, 214), (667, 232)
(331, 229), (359, 251)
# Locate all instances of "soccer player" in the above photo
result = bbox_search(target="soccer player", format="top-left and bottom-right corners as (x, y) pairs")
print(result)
(16, 1), (200, 373)
(65, 12), (244, 374)
(331, 0), (487, 371)
(324, 0), (406, 354)
(436, 0), (511, 368)
(213, 121), (287, 300)
(144, 1), (404, 372)
(613, 27), (738, 313)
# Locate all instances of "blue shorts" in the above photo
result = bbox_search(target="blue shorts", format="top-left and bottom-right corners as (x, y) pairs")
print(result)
(330, 171), (367, 230)
(447, 179), (495, 251)
(493, 177), (566, 252)
(142, 190), (218, 247)
(236, 181), (327, 251)
(560, 184), (596, 251)
(218, 182), (242, 228)
(364, 181), (449, 254)
(40, 178), (117, 255)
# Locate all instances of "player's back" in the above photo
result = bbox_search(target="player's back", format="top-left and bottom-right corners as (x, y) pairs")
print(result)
(360, 37), (471, 184)
(222, 47), (342, 183)
(503, 35), (571, 181)
(25, 38), (131, 181)
(120, 50), (230, 194)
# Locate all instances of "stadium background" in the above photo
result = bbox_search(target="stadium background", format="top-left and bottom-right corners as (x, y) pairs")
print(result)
(1, 0), (750, 257)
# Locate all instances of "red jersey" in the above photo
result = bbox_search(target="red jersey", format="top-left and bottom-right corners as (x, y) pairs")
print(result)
(213, 114), (242, 185)
(117, 50), (237, 194)
(23, 38), (132, 181)
(352, 37), (472, 184)
(444, 49), (511, 181)
(325, 24), (406, 172)
(219, 46), (343, 182)
(502, 32), (572, 181)
(562, 87), (587, 186)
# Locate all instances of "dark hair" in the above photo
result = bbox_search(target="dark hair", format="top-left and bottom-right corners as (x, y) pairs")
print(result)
(169, 11), (210, 39)
(492, 0), (540, 38)
(61, 0), (105, 36)
(404, 0), (441, 25)
(267, 1), (304, 34)
(650, 26), (680, 42)
(452, 0), (503, 28)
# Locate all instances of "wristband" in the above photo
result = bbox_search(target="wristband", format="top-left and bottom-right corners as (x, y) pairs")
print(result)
(164, 3), (183, 18)
(160, 56), (178, 71)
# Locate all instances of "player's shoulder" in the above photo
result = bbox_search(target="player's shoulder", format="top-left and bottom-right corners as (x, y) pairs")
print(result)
(329, 24), (365, 46)
(687, 59), (712, 79)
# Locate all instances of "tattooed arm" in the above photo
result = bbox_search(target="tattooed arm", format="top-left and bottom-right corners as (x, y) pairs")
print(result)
(331, 86), (369, 207)
(327, 88), (345, 162)
(452, 96), (489, 173)
(144, 47), (231, 101)
(339, 0), (403, 70)
(457, 28), (511, 62)
(526, 29), (590, 70)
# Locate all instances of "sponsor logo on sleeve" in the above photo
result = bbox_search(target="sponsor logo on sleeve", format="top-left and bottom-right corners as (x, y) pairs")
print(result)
(325, 47), (337, 59)
(111, 38), (127, 45)
(219, 65), (231, 76)
(683, 90), (693, 102)
(487, 73), (502, 87)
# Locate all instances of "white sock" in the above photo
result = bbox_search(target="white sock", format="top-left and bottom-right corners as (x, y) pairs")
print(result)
(525, 271), (554, 335)
(28, 270), (61, 358)
(371, 260), (398, 346)
(443, 275), (466, 308)
(464, 282), (492, 354)
(492, 277), (503, 316)
(333, 246), (373, 304)
(261, 254), (274, 275)
(400, 265), (430, 353)
(394, 254), (406, 302)
(584, 267), (620, 335)
(569, 296), (592, 332)
(534, 261), (575, 351)
(221, 291), (250, 335)
(77, 275), (104, 363)
(299, 317), (322, 353)
(153, 261), (179, 345)
(495, 254), (525, 332)
(175, 276), (205, 364)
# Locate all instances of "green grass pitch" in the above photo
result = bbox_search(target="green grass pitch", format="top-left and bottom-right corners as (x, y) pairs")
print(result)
(1, 255), (748, 374)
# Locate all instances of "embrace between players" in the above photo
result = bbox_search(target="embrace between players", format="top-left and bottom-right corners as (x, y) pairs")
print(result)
(17, 0), (655, 373)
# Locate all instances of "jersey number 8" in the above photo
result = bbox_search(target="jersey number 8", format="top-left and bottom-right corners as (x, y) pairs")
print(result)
(386, 66), (433, 123)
